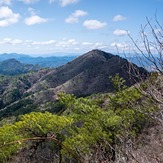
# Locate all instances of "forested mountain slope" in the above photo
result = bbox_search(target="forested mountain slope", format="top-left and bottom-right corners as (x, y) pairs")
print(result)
(0, 49), (148, 118)
(0, 59), (40, 75)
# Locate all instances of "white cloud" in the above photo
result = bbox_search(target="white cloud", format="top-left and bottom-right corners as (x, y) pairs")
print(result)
(111, 42), (129, 51)
(83, 19), (107, 29)
(0, 38), (23, 44)
(72, 10), (87, 17)
(11, 39), (23, 44)
(113, 29), (129, 36)
(33, 40), (56, 45)
(0, 0), (11, 5)
(65, 10), (87, 24)
(81, 41), (107, 51)
(18, 0), (40, 4)
(60, 0), (78, 7)
(113, 14), (126, 22)
(0, 37), (112, 54)
(93, 42), (107, 49)
(28, 7), (36, 15)
(38, 40), (107, 53)
(82, 42), (93, 46)
(25, 15), (48, 25)
(0, 6), (20, 27)
(56, 39), (78, 48)
(65, 16), (77, 24)
(25, 8), (48, 25)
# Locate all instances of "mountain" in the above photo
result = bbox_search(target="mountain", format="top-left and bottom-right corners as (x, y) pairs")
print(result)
(0, 49), (148, 118)
(0, 53), (77, 68)
(0, 59), (41, 75)
(28, 49), (148, 95)
(0, 53), (30, 61)
(0, 68), (51, 112)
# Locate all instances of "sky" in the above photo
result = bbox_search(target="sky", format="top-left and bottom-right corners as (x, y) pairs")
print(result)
(0, 0), (162, 56)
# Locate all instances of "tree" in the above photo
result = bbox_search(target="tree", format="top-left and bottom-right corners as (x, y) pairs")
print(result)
(0, 112), (73, 163)
(127, 16), (163, 125)
(0, 89), (153, 162)
(124, 16), (163, 162)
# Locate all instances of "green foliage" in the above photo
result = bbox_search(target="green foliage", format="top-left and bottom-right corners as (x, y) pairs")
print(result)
(0, 80), (157, 162)
(0, 99), (37, 119)
(109, 73), (126, 92)
(109, 88), (142, 110)
(16, 112), (73, 137)
(56, 92), (148, 161)
(0, 112), (73, 162)
(0, 124), (22, 162)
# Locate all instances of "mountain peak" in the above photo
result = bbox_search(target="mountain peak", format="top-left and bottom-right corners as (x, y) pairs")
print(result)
(90, 49), (103, 53)
(0, 58), (40, 75)
(27, 49), (148, 98)
(1, 58), (22, 66)
(83, 49), (114, 60)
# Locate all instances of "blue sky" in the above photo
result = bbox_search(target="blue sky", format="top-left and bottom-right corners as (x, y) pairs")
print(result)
(0, 0), (162, 56)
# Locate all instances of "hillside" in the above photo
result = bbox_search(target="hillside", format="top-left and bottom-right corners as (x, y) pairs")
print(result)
(0, 49), (148, 118)
(0, 59), (41, 75)
(0, 69), (51, 111)
(0, 50), (162, 163)
(0, 77), (162, 163)
(27, 49), (147, 96)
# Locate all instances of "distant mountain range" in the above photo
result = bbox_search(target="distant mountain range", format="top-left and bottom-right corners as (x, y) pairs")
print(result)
(0, 58), (41, 75)
(0, 52), (156, 70)
(0, 49), (148, 118)
(0, 53), (77, 68)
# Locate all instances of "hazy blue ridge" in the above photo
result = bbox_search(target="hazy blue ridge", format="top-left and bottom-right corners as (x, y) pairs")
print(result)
(0, 53), (77, 68)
